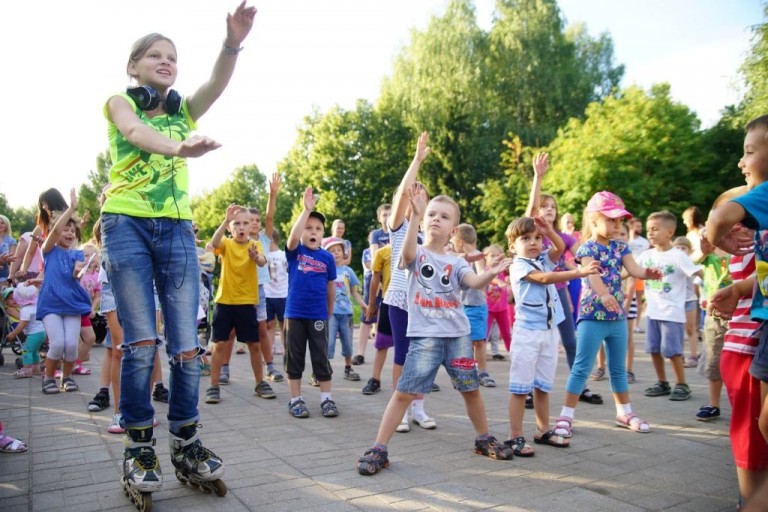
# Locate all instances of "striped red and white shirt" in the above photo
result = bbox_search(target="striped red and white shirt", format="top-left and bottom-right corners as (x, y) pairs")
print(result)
(724, 252), (760, 355)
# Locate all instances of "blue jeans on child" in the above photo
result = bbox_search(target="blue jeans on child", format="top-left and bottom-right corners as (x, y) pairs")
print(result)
(101, 213), (202, 432)
(327, 313), (353, 359)
(565, 319), (629, 396)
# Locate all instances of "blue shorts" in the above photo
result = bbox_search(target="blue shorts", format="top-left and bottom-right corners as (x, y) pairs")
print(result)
(266, 297), (285, 323)
(397, 336), (479, 394)
(100, 281), (116, 314)
(685, 300), (698, 313)
(749, 323), (768, 383)
(256, 285), (267, 322)
(645, 319), (684, 358)
(465, 305), (488, 342)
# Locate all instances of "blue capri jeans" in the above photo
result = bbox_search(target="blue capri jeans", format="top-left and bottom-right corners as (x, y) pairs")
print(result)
(565, 319), (629, 395)
(101, 213), (202, 433)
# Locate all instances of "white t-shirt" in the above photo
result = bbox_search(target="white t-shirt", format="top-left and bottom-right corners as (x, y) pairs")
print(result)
(627, 235), (650, 260)
(639, 247), (701, 323)
(264, 249), (288, 298)
(20, 304), (45, 335)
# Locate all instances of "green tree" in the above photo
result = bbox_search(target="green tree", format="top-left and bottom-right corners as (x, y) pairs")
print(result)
(189, 165), (268, 242)
(545, 84), (715, 222)
(738, 6), (768, 123)
(77, 151), (112, 242)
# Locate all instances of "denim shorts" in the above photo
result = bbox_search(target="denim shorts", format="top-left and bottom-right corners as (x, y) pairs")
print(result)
(397, 336), (479, 394)
(750, 323), (768, 383)
(645, 318), (684, 358)
(100, 281), (116, 314)
(465, 305), (488, 342)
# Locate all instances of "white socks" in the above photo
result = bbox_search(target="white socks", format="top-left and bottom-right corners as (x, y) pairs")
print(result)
(617, 402), (632, 417)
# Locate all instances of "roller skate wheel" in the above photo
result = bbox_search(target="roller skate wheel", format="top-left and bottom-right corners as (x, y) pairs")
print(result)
(212, 479), (227, 497)
(138, 492), (152, 512)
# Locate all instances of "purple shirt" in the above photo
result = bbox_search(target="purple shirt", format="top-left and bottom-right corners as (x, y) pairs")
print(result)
(542, 231), (577, 290)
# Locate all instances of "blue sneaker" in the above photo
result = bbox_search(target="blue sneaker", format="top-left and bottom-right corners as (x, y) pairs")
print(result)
(695, 405), (720, 422)
(288, 399), (310, 418)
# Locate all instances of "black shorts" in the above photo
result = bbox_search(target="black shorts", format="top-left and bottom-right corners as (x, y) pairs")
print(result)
(212, 303), (260, 343)
(377, 302), (392, 336)
(266, 297), (286, 323)
(284, 318), (332, 381)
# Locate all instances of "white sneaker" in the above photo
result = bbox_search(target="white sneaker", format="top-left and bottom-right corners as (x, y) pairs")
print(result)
(107, 414), (125, 434)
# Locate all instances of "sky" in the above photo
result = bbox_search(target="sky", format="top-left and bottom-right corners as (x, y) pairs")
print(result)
(0, 0), (763, 209)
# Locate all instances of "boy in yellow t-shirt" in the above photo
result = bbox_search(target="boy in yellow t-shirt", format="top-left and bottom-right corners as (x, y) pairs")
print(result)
(205, 204), (274, 404)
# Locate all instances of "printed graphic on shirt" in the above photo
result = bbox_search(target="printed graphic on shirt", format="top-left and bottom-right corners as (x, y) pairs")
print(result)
(297, 254), (328, 274)
(412, 253), (461, 319)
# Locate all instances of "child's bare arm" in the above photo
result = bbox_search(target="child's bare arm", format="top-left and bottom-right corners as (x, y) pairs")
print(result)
(7, 320), (28, 341)
(537, 216), (565, 263)
(389, 132), (430, 231)
(366, 272), (381, 320)
(287, 187), (315, 251)
(264, 172), (279, 239)
(212, 204), (240, 249)
(43, 189), (78, 253)
(622, 254), (662, 280)
(327, 281), (335, 317)
(351, 286), (367, 309)
(462, 256), (514, 289)
(524, 260), (601, 285)
(401, 184), (426, 268)
(706, 202), (754, 255)
(524, 152), (549, 217)
(580, 255), (621, 313)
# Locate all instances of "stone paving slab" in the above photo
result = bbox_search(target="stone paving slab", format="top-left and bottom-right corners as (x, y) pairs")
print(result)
(0, 332), (738, 511)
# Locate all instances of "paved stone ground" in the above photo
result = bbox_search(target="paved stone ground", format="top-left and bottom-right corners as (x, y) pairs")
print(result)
(0, 331), (738, 511)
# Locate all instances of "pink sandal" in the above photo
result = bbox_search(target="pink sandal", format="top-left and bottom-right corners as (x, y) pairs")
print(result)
(72, 364), (91, 375)
(616, 413), (651, 433)
(554, 416), (573, 438)
(0, 433), (28, 453)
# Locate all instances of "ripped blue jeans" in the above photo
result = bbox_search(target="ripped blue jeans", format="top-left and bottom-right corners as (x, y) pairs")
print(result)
(101, 213), (202, 432)
(396, 335), (479, 394)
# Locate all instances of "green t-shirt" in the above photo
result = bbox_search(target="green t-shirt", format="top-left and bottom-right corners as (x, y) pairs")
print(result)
(700, 254), (732, 303)
(101, 93), (197, 219)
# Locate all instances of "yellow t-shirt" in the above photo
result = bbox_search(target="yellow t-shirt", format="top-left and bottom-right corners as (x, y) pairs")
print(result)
(372, 245), (392, 295)
(214, 238), (262, 305)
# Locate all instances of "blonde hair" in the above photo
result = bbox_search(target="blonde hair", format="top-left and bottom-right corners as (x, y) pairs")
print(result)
(648, 210), (677, 230)
(0, 214), (11, 236)
(483, 244), (504, 257)
(430, 195), (461, 225)
(673, 236), (691, 249)
(455, 223), (477, 244)
(127, 33), (175, 79)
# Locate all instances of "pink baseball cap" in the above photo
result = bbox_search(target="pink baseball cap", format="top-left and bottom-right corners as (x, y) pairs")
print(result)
(323, 237), (344, 251)
(586, 191), (632, 219)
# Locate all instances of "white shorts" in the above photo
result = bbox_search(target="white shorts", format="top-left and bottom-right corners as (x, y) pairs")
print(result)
(508, 325), (559, 394)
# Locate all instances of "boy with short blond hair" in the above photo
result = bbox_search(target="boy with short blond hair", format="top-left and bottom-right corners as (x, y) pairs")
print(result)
(356, 184), (515, 476)
(205, 204), (272, 405)
(639, 211), (702, 401)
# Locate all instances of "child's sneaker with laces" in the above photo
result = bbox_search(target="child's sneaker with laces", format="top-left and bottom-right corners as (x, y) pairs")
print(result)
(344, 367), (360, 381)
(696, 405), (720, 421)
(362, 378), (381, 395)
(357, 447), (389, 476)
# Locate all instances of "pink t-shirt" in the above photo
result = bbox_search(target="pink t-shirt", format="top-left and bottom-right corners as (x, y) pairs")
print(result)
(80, 269), (101, 300)
(486, 271), (509, 312)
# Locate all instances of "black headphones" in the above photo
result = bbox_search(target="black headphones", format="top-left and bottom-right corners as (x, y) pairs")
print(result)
(126, 85), (182, 116)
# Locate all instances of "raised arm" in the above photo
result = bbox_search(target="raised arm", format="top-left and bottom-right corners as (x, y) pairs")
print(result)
(186, 1), (257, 121)
(211, 204), (240, 248)
(401, 184), (426, 268)
(538, 216), (565, 263)
(43, 189), (78, 253)
(287, 187), (315, 251)
(524, 152), (549, 217)
(264, 172), (279, 239)
(389, 132), (430, 231)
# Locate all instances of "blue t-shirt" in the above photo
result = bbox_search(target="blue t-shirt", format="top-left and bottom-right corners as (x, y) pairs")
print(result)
(576, 239), (631, 322)
(362, 248), (372, 277)
(510, 252), (564, 330)
(285, 243), (337, 320)
(36, 246), (92, 319)
(733, 182), (768, 321)
(332, 265), (360, 315)
(372, 228), (389, 247)
(0, 234), (16, 279)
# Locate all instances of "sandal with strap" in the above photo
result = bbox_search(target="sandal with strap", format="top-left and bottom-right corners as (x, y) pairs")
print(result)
(616, 413), (651, 433)
(534, 429), (570, 448)
(554, 416), (573, 438)
(0, 434), (28, 453)
(474, 435), (514, 460)
(504, 436), (535, 457)
(42, 378), (60, 395)
(60, 377), (79, 392)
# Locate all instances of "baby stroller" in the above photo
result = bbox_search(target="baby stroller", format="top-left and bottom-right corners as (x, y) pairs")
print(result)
(0, 300), (23, 367)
